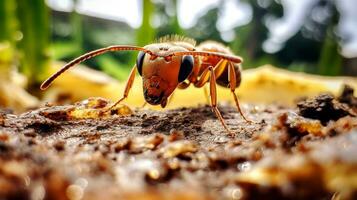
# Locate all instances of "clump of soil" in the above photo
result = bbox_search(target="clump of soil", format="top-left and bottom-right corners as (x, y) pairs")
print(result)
(297, 85), (356, 125)
(338, 84), (357, 110)
(0, 89), (357, 200)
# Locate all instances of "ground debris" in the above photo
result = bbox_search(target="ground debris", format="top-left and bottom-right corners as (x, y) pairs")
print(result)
(159, 140), (198, 159)
(338, 84), (357, 111)
(0, 95), (356, 200)
(297, 91), (356, 125)
(38, 97), (132, 122)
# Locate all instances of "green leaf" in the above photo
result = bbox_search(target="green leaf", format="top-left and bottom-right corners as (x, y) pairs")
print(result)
(96, 54), (131, 81)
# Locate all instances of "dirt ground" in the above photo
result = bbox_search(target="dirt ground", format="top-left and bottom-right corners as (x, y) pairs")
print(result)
(0, 87), (356, 200)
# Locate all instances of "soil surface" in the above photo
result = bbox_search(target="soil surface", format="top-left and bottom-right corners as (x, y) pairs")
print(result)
(0, 86), (356, 200)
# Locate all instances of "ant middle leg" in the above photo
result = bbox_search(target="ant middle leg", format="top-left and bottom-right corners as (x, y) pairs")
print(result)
(194, 59), (233, 135)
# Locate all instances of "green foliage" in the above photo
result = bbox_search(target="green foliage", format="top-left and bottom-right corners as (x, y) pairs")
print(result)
(47, 0), (348, 78)
(97, 54), (132, 81)
(317, 4), (342, 76)
(187, 7), (222, 43)
(1, 0), (349, 84)
(51, 41), (82, 60)
(318, 30), (342, 76)
(0, 1), (16, 43)
(16, 0), (51, 85)
(70, 6), (84, 56)
(155, 0), (184, 38)
(136, 0), (155, 46)
(0, 1), (16, 75)
(51, 1), (83, 62)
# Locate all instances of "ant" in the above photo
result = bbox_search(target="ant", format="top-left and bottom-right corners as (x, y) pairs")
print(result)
(41, 35), (251, 134)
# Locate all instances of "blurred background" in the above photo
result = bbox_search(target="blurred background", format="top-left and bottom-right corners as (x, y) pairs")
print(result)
(0, 0), (356, 111)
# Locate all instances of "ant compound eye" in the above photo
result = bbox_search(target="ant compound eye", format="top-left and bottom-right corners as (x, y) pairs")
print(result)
(178, 55), (194, 82)
(136, 51), (146, 76)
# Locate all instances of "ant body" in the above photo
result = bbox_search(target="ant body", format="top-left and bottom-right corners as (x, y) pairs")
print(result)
(41, 35), (251, 134)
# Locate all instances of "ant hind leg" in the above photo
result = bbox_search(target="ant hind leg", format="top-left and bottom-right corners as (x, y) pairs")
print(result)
(227, 62), (252, 123)
(208, 66), (233, 135)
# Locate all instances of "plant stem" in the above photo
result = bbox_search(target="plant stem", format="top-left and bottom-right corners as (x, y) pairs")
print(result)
(0, 1), (16, 76)
(137, 0), (156, 46)
(16, 0), (51, 86)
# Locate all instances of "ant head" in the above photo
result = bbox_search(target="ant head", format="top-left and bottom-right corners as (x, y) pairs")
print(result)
(136, 44), (194, 107)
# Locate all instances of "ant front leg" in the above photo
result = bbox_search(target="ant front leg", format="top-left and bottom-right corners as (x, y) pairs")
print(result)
(105, 65), (137, 112)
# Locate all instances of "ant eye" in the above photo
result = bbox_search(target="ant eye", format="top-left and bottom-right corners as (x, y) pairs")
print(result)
(178, 55), (194, 82)
(136, 51), (146, 76)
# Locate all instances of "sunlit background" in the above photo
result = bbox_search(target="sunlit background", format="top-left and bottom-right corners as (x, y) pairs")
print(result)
(47, 0), (357, 77)
(0, 0), (356, 111)
(48, 0), (357, 75)
(1, 0), (357, 82)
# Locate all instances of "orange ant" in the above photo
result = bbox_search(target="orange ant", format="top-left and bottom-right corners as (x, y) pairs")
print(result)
(41, 35), (251, 134)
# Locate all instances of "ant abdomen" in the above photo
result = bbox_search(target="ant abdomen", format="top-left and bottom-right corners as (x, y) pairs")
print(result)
(197, 41), (242, 88)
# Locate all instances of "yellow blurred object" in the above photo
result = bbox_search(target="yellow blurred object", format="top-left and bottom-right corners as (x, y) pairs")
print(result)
(239, 65), (356, 105)
(0, 42), (39, 112)
(42, 63), (357, 109)
(0, 76), (39, 111)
